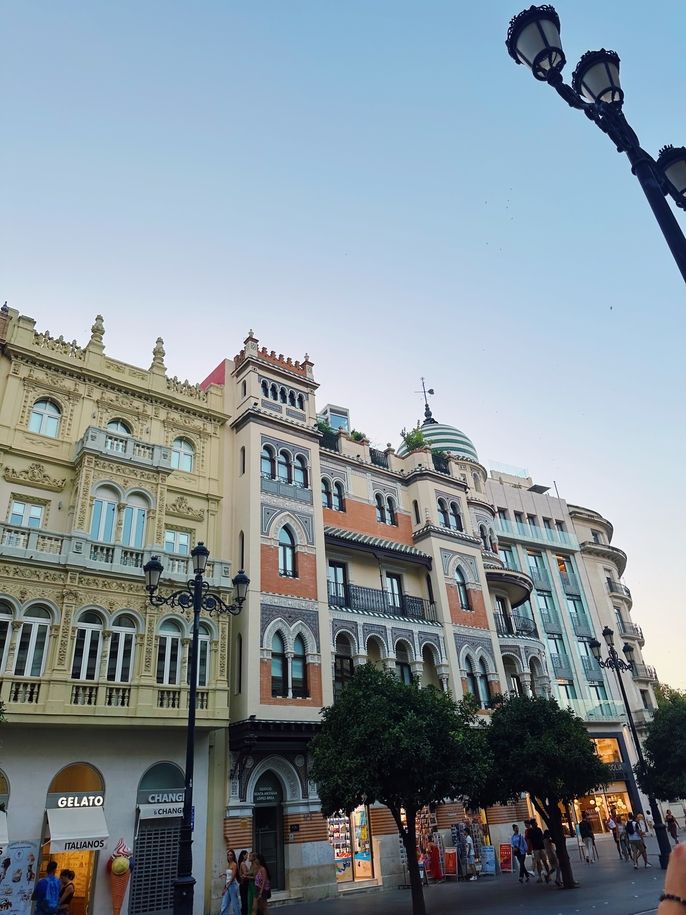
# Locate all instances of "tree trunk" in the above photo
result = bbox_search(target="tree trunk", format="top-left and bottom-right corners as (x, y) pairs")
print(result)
(548, 800), (576, 889)
(390, 807), (426, 915)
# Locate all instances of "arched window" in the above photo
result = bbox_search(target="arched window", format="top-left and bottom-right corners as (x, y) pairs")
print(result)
(240, 446), (246, 475)
(455, 568), (470, 610)
(478, 657), (490, 708)
(297, 393), (305, 410)
(271, 632), (286, 697)
(426, 574), (435, 605)
(106, 419), (131, 436)
(288, 391), (296, 407)
(292, 634), (308, 698)
(479, 525), (489, 550)
(108, 613), (136, 683)
(278, 527), (296, 577)
(71, 609), (104, 681)
(261, 445), (276, 479)
(279, 387), (287, 404)
(334, 633), (354, 699)
(171, 437), (195, 472)
(472, 472), (482, 494)
(261, 380), (269, 397)
(375, 494), (386, 524)
(268, 383), (277, 400)
(14, 607), (51, 677)
(332, 481), (345, 512)
(241, 380), (247, 397)
(0, 603), (12, 674)
(437, 498), (450, 527)
(29, 398), (61, 437)
(277, 450), (292, 484)
(121, 492), (148, 549)
(465, 656), (479, 698)
(321, 478), (332, 509)
(293, 455), (308, 489)
(396, 643), (413, 685)
(156, 620), (183, 685)
(90, 485), (118, 544)
(386, 497), (397, 526)
(449, 501), (463, 532)
(197, 623), (211, 688)
(413, 500), (421, 525)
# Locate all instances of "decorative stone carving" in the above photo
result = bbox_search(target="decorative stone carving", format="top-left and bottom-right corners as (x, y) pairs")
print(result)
(167, 495), (205, 521)
(150, 337), (166, 373)
(88, 315), (105, 349)
(3, 462), (66, 492)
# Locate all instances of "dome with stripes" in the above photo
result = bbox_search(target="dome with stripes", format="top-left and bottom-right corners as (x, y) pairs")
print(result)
(397, 404), (478, 462)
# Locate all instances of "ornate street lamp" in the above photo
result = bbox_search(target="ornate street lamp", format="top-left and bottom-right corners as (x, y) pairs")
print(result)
(143, 544), (249, 915)
(589, 627), (672, 869)
(506, 6), (686, 283)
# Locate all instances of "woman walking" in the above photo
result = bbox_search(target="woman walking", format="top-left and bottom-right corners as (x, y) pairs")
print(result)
(252, 854), (271, 914)
(667, 811), (680, 845)
(238, 850), (250, 915)
(220, 849), (240, 915)
(543, 831), (562, 887)
(245, 852), (257, 914)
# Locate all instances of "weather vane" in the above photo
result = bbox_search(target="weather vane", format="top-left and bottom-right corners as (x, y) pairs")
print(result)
(414, 378), (436, 424)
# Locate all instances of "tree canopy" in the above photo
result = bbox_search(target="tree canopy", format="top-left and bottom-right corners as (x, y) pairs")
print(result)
(310, 664), (487, 915)
(637, 687), (686, 801)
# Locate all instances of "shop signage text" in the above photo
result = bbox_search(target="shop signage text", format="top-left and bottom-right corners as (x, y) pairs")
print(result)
(136, 789), (185, 805)
(46, 792), (105, 809)
(62, 838), (106, 851)
(138, 803), (184, 820)
(254, 787), (280, 805)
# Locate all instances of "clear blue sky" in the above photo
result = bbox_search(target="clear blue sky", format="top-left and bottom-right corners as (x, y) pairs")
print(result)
(2, 1), (684, 686)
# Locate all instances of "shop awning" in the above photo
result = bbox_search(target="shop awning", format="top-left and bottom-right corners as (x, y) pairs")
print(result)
(0, 811), (8, 848)
(47, 807), (109, 853)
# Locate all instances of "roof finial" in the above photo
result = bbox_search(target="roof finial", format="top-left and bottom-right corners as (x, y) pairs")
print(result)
(416, 377), (437, 425)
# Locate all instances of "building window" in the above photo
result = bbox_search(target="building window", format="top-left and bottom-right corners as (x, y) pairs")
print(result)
(171, 437), (195, 472)
(332, 481), (345, 511)
(478, 658), (490, 708)
(293, 455), (308, 488)
(297, 393), (305, 410)
(292, 635), (308, 698)
(9, 500), (43, 529)
(197, 624), (211, 687)
(270, 383), (278, 400)
(321, 477), (333, 508)
(29, 398), (61, 437)
(14, 607), (51, 677)
(106, 419), (132, 436)
(121, 494), (148, 549)
(640, 689), (652, 710)
(90, 486), (118, 543)
(589, 683), (608, 703)
(239, 531), (245, 569)
(328, 561), (347, 603)
(279, 386), (287, 404)
(334, 634), (354, 699)
(241, 380), (247, 397)
(288, 390), (296, 407)
(499, 546), (516, 570)
(278, 527), (296, 577)
(261, 380), (269, 397)
(271, 632), (287, 696)
(108, 613), (136, 683)
(455, 568), (470, 610)
(413, 500), (421, 524)
(555, 521), (565, 533)
(591, 529), (603, 544)
(449, 502), (463, 532)
(165, 529), (190, 555)
(465, 656), (479, 699)
(71, 610), (103, 681)
(395, 643), (412, 684)
(557, 682), (577, 702)
(0, 604), (12, 674)
(386, 573), (403, 610)
(479, 525), (489, 551)
(240, 446), (246, 475)
(437, 498), (449, 527)
(156, 620), (183, 685)
(375, 494), (386, 524)
(497, 508), (508, 521)
(472, 472), (482, 493)
(386, 497), (397, 526)
(261, 445), (276, 479)
(277, 450), (292, 484)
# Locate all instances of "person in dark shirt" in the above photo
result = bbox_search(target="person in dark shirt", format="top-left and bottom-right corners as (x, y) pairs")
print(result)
(579, 812), (595, 863)
(529, 819), (551, 883)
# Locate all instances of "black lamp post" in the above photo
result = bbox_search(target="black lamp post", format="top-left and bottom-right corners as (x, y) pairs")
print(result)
(506, 5), (686, 283)
(589, 626), (671, 869)
(143, 544), (249, 915)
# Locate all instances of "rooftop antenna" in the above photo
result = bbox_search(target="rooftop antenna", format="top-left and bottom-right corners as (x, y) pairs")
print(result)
(415, 378), (437, 424)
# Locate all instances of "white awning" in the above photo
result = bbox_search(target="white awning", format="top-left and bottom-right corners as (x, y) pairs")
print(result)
(0, 811), (8, 848)
(47, 807), (109, 853)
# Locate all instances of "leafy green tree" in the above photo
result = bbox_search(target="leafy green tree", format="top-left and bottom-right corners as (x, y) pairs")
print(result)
(310, 665), (487, 915)
(400, 423), (427, 453)
(469, 695), (608, 889)
(637, 687), (686, 801)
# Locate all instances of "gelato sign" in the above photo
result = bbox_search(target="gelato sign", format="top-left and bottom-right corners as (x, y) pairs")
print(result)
(46, 792), (105, 809)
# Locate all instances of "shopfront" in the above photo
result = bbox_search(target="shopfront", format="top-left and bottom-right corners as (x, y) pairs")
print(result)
(327, 806), (373, 883)
(253, 772), (285, 891)
(574, 736), (636, 833)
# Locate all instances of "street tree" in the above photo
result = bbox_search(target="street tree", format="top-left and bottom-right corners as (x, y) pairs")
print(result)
(637, 685), (686, 801)
(470, 695), (608, 889)
(309, 664), (487, 915)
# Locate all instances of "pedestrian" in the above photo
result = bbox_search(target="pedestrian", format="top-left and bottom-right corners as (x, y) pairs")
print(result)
(238, 851), (250, 915)
(636, 815), (652, 868)
(667, 811), (680, 845)
(528, 818), (551, 883)
(543, 830), (562, 887)
(626, 813), (644, 869)
(646, 811), (655, 836)
(464, 829), (477, 881)
(617, 816), (630, 862)
(220, 848), (240, 915)
(252, 853), (271, 914)
(32, 861), (61, 915)
(511, 824), (531, 884)
(426, 837), (443, 881)
(524, 819), (534, 857)
(607, 814), (622, 859)
(58, 870), (75, 914)
(245, 852), (257, 914)
(579, 812), (594, 864)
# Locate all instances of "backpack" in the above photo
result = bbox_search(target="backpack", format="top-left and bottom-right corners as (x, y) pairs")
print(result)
(626, 820), (636, 836)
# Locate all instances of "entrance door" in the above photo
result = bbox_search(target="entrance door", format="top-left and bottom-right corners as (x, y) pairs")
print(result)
(254, 805), (284, 890)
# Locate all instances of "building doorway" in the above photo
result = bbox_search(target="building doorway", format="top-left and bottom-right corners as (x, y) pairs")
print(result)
(253, 772), (284, 891)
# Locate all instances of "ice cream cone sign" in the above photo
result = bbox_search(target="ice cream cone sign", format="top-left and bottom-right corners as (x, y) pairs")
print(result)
(107, 838), (134, 915)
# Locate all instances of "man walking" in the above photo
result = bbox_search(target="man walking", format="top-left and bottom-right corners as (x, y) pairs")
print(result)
(529, 818), (551, 883)
(626, 813), (644, 869)
(579, 812), (594, 863)
(32, 860), (60, 915)
(511, 824), (531, 884)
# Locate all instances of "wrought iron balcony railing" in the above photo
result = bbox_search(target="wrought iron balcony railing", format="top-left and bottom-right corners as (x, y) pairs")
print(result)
(327, 582), (437, 622)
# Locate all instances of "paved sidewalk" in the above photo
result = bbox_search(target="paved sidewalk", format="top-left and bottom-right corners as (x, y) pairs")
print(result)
(277, 836), (670, 915)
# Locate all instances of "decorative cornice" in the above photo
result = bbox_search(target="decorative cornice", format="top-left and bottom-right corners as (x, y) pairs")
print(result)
(166, 495), (205, 522)
(579, 540), (627, 576)
(413, 523), (481, 547)
(3, 462), (66, 492)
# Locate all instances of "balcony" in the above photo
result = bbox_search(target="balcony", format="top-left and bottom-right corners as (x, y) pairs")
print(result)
(632, 663), (658, 682)
(370, 448), (389, 470)
(327, 582), (437, 622)
(606, 579), (632, 600)
(563, 698), (626, 723)
(495, 518), (579, 550)
(319, 430), (340, 452)
(528, 568), (551, 590)
(539, 609), (563, 634)
(550, 653), (574, 680)
(76, 426), (172, 471)
(560, 572), (582, 595)
(570, 613), (595, 638)
(581, 655), (603, 681)
(494, 611), (539, 639)
(260, 476), (314, 504)
(617, 619), (644, 642)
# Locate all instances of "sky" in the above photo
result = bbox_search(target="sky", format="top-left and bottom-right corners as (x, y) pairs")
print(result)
(2, 1), (685, 686)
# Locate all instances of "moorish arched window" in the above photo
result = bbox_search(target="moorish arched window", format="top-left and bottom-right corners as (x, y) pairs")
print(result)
(278, 527), (296, 577)
(455, 568), (470, 610)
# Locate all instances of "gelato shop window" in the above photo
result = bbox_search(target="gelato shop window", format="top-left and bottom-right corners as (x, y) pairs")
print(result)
(43, 763), (109, 915)
(327, 806), (373, 883)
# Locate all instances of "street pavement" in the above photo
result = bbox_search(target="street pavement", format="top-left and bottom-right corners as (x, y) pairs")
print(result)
(276, 835), (672, 914)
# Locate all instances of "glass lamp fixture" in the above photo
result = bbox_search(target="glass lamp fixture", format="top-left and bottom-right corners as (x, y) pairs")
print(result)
(657, 145), (686, 209)
(622, 642), (635, 664)
(506, 5), (566, 80)
(572, 49), (623, 104)
(602, 625), (615, 648)
(191, 542), (210, 575)
(143, 555), (164, 593)
(589, 638), (602, 664)
(232, 569), (250, 603)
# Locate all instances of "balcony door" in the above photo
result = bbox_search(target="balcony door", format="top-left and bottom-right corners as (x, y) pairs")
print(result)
(385, 574), (403, 611)
(328, 562), (347, 603)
